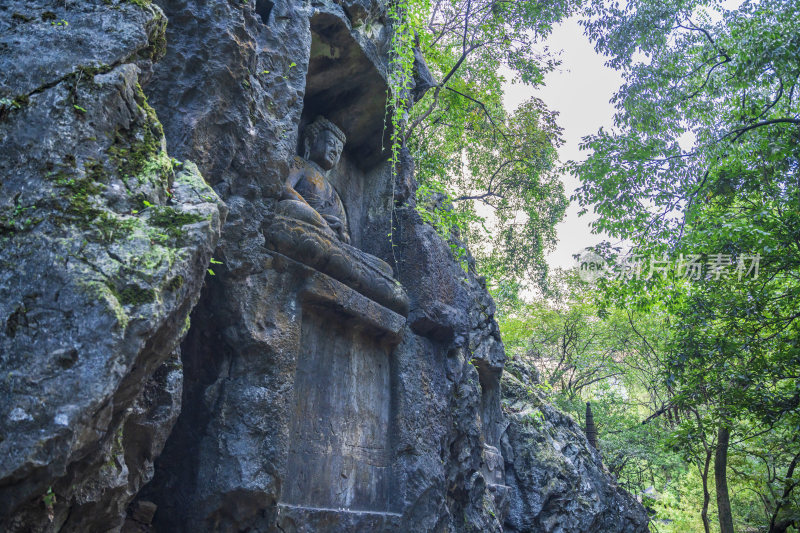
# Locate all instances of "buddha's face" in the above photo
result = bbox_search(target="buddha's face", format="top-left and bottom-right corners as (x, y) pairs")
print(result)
(308, 129), (344, 170)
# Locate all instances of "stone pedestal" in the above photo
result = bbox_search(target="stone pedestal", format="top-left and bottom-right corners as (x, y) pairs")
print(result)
(269, 252), (407, 521)
(284, 322), (392, 509)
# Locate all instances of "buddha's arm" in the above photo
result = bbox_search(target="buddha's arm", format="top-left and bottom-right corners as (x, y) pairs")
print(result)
(281, 168), (307, 203)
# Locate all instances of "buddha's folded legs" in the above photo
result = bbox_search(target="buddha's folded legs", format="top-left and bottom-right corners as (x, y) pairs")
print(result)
(276, 199), (337, 239)
(264, 215), (409, 315)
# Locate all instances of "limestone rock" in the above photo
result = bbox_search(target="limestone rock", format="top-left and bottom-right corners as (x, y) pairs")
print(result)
(0, 1), (224, 530)
(501, 371), (650, 532)
(0, 0), (648, 531)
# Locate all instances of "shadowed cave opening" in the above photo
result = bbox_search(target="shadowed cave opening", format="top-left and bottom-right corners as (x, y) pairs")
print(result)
(255, 0), (273, 25)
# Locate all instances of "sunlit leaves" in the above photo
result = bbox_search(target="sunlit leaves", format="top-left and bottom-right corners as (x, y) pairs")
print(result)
(572, 1), (800, 527)
(402, 0), (580, 288)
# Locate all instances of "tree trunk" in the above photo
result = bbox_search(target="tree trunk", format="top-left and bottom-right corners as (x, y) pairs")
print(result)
(715, 425), (735, 533)
(700, 449), (712, 533)
(585, 402), (598, 449)
(768, 450), (800, 533)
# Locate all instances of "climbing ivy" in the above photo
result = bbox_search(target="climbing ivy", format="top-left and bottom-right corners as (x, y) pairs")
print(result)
(385, 0), (416, 170)
(384, 0), (419, 268)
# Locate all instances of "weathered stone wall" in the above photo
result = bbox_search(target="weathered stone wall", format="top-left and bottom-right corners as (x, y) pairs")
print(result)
(121, 2), (519, 530)
(0, 0), (650, 531)
(0, 1), (224, 531)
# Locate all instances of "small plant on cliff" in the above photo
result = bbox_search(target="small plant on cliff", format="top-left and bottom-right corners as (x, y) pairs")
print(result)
(526, 409), (544, 428)
(42, 487), (55, 521)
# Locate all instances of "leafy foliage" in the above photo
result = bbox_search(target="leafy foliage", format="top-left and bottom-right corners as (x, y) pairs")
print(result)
(565, 1), (800, 531)
(574, 0), (800, 248)
(397, 0), (578, 288)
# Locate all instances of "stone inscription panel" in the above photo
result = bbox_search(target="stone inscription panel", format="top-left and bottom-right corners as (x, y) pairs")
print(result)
(282, 309), (394, 512)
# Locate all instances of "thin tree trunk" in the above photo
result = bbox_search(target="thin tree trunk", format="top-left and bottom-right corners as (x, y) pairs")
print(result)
(700, 449), (713, 533)
(715, 425), (735, 533)
(768, 450), (800, 533)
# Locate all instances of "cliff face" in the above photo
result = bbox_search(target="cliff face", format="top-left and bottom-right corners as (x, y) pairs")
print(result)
(0, 2), (224, 531)
(501, 362), (648, 533)
(0, 1), (648, 532)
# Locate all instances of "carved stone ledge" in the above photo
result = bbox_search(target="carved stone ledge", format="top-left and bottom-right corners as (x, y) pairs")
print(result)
(300, 271), (406, 337)
(265, 215), (409, 316)
(276, 503), (403, 532)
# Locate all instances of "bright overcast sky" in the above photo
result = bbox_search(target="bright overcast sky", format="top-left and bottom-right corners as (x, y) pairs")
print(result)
(503, 16), (623, 271)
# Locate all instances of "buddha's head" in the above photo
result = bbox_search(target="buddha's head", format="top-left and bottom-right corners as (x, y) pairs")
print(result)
(303, 116), (346, 171)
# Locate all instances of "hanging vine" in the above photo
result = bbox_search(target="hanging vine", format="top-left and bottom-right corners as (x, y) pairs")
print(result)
(384, 0), (418, 267)
(385, 0), (418, 167)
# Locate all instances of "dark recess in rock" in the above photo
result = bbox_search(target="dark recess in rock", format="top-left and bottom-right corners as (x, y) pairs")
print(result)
(256, 0), (274, 25)
(303, 11), (391, 169)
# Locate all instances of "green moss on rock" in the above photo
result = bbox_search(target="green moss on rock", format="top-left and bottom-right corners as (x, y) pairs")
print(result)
(165, 275), (184, 292)
(79, 280), (130, 330)
(115, 284), (157, 306)
(107, 83), (170, 190)
(149, 206), (206, 239)
(139, 10), (167, 61)
(0, 202), (40, 235)
(53, 169), (134, 242)
(11, 12), (34, 23)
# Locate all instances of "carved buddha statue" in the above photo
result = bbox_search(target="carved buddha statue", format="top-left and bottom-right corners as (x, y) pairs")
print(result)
(278, 116), (351, 243)
(266, 116), (410, 316)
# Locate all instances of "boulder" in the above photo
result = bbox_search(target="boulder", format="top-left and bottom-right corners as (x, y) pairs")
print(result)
(0, 2), (224, 530)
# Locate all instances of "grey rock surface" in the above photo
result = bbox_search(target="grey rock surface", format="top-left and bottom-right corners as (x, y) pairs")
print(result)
(501, 365), (650, 532)
(0, 1), (224, 530)
(133, 1), (515, 529)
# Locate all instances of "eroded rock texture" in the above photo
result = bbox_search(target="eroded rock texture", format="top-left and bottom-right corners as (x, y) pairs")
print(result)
(502, 362), (649, 532)
(0, 1), (223, 531)
(0, 0), (649, 531)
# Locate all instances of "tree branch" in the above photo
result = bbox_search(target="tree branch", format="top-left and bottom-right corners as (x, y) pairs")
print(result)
(726, 118), (800, 142)
(444, 86), (510, 140)
(452, 158), (527, 202)
(677, 19), (730, 61)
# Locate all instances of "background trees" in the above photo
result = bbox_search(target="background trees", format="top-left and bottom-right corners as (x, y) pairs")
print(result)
(398, 0), (580, 288)
(567, 0), (800, 531)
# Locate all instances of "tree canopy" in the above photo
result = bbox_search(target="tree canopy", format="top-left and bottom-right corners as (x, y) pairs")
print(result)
(395, 0), (581, 289)
(567, 1), (800, 531)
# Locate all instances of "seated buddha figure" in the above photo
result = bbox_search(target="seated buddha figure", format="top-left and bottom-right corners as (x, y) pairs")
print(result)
(278, 116), (351, 244)
(269, 116), (409, 316)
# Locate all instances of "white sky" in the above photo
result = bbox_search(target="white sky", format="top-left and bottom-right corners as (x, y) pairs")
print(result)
(503, 17), (624, 271)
